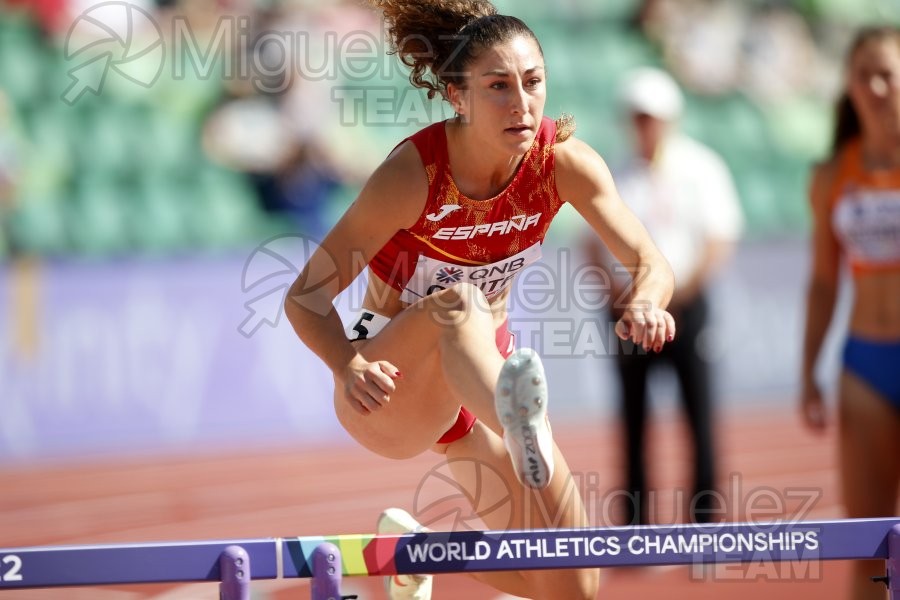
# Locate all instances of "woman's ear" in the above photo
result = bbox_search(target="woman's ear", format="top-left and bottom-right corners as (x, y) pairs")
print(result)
(446, 82), (468, 117)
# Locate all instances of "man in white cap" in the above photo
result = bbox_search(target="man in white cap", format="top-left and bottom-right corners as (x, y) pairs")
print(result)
(586, 66), (744, 525)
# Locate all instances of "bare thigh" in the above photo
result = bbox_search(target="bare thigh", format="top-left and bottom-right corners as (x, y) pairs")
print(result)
(838, 371), (900, 518)
(335, 286), (504, 459)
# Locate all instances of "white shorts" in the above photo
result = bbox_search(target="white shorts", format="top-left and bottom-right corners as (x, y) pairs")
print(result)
(345, 310), (392, 342)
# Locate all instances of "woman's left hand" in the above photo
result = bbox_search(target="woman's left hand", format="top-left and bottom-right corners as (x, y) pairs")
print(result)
(614, 302), (677, 353)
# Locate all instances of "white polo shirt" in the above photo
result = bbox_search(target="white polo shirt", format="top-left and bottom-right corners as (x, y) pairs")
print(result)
(612, 134), (744, 287)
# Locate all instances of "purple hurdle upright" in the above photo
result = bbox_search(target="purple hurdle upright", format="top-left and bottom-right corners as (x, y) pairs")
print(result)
(310, 543), (343, 600)
(890, 524), (900, 600)
(219, 545), (250, 600)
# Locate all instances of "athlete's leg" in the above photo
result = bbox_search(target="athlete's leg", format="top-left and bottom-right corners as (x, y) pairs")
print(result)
(445, 421), (600, 600)
(335, 283), (509, 459)
(837, 371), (900, 600)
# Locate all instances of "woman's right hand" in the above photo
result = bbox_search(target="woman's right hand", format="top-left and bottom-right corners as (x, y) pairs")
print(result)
(340, 357), (402, 415)
(800, 380), (828, 432)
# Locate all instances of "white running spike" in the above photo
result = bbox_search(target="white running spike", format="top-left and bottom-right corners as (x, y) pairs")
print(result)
(494, 348), (554, 489)
(377, 508), (433, 600)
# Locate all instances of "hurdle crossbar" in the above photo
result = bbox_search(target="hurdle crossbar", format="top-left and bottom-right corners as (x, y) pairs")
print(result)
(0, 518), (897, 599)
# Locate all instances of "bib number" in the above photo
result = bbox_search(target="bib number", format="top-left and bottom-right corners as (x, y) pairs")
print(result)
(350, 311), (375, 341)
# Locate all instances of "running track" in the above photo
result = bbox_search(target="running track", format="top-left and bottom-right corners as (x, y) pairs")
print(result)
(0, 406), (892, 599)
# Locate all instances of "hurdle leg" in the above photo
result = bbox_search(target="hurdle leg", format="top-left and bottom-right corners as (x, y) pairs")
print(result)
(889, 524), (900, 600)
(219, 545), (251, 600)
(310, 542), (343, 600)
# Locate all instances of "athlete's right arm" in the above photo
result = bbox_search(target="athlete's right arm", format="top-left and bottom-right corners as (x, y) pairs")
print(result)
(284, 141), (427, 413)
(800, 161), (840, 431)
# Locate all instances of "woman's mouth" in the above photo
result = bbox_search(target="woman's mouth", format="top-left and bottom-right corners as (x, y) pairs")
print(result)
(505, 125), (532, 136)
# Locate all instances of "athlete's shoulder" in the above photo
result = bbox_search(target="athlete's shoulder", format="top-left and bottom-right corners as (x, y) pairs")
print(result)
(553, 135), (609, 175)
(378, 138), (427, 185)
(809, 154), (841, 212)
(355, 139), (429, 230)
(552, 135), (616, 206)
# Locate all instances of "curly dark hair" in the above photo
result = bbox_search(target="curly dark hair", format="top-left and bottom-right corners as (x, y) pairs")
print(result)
(366, 0), (575, 140)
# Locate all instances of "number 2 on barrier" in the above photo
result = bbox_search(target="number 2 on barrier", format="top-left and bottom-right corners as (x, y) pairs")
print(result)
(0, 556), (23, 582)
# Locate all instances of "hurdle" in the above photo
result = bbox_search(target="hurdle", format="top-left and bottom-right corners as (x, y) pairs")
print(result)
(0, 518), (897, 599)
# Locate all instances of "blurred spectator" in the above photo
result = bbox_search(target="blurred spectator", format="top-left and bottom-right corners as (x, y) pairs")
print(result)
(4, 0), (69, 36)
(202, 0), (379, 238)
(585, 67), (744, 525)
(647, 0), (747, 95)
(634, 0), (831, 104)
(799, 26), (900, 600)
(739, 3), (818, 106)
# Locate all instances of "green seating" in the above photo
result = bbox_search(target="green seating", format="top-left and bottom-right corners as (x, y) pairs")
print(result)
(6, 194), (69, 255)
(0, 33), (45, 109)
(131, 175), (190, 253)
(67, 177), (130, 255)
(188, 167), (266, 250)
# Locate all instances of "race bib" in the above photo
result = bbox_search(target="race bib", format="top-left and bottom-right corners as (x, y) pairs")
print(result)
(399, 243), (542, 303)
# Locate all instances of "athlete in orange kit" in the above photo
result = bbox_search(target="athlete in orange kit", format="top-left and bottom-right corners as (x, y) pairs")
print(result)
(800, 26), (900, 600)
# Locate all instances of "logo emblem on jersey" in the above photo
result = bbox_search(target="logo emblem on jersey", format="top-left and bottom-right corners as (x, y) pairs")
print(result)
(436, 266), (464, 284)
(426, 204), (462, 221)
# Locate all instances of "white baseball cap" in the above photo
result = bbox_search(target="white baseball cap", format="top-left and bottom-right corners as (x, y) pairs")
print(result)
(619, 67), (684, 121)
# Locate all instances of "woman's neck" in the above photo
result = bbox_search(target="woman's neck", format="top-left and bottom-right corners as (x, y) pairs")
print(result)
(860, 127), (900, 170)
(445, 118), (526, 200)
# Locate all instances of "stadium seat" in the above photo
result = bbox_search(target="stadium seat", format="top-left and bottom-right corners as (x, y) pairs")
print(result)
(131, 175), (191, 254)
(67, 177), (131, 255)
(6, 194), (69, 255)
(188, 167), (267, 250)
(0, 37), (44, 109)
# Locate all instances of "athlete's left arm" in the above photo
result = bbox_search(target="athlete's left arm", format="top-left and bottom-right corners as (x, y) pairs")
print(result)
(555, 136), (676, 351)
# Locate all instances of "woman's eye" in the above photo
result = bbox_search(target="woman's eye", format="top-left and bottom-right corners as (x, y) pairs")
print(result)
(491, 81), (507, 90)
(527, 78), (542, 87)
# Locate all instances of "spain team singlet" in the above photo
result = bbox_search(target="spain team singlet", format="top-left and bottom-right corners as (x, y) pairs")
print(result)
(369, 116), (565, 303)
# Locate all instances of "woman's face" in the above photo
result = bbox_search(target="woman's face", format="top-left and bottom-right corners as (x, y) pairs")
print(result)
(848, 37), (900, 134)
(630, 112), (672, 162)
(449, 35), (547, 156)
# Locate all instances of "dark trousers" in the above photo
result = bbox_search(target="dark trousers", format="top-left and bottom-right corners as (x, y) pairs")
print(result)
(614, 295), (716, 525)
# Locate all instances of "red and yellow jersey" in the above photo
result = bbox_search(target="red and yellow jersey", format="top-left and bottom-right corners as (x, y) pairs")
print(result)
(829, 138), (900, 275)
(369, 116), (565, 302)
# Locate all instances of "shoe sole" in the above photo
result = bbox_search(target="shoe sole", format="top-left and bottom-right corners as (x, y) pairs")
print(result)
(494, 348), (554, 489)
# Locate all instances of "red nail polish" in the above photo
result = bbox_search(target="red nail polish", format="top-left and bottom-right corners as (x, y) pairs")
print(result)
(395, 371), (402, 378)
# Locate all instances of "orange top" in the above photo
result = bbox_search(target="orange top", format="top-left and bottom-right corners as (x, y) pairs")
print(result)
(829, 138), (900, 276)
(369, 117), (565, 303)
